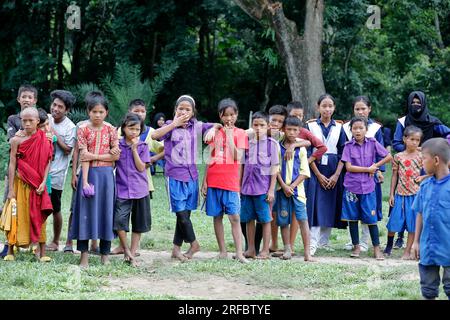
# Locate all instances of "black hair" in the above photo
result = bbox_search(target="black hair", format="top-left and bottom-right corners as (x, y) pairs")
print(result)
(174, 95), (197, 118)
(251, 111), (269, 124)
(422, 138), (450, 164)
(152, 112), (166, 128)
(353, 95), (371, 109)
(218, 98), (238, 117)
(268, 105), (288, 118)
(50, 90), (76, 110)
(350, 116), (368, 129)
(17, 84), (38, 99)
(120, 113), (145, 137)
(37, 108), (48, 125)
(85, 91), (108, 111)
(283, 116), (302, 128)
(403, 125), (423, 138)
(286, 101), (304, 113)
(317, 94), (336, 106)
(128, 99), (146, 111)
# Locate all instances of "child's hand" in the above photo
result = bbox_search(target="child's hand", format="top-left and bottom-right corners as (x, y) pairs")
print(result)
(317, 173), (329, 190)
(173, 113), (190, 128)
(36, 182), (45, 195)
(326, 173), (339, 189)
(282, 185), (294, 197)
(266, 189), (275, 203)
(15, 130), (25, 137)
(376, 171), (384, 183)
(411, 242), (420, 260)
(71, 174), (78, 190)
(414, 175), (428, 184)
(367, 164), (378, 174)
(204, 128), (217, 144)
(389, 195), (395, 207)
(46, 132), (54, 142)
(110, 146), (121, 155)
(284, 146), (294, 161)
(201, 183), (208, 198)
(7, 190), (16, 200)
(80, 151), (96, 162)
(130, 137), (139, 150)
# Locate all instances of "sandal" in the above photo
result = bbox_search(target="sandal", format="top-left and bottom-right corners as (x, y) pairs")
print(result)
(63, 246), (74, 254)
(3, 254), (15, 261)
(40, 256), (52, 263)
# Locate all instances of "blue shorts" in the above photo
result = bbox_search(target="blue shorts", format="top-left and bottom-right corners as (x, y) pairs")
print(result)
(167, 177), (198, 213)
(273, 190), (307, 227)
(341, 189), (378, 225)
(387, 194), (417, 233)
(206, 187), (240, 217)
(240, 194), (272, 223)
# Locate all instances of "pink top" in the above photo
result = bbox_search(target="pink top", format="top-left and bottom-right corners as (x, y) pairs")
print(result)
(77, 121), (119, 167)
(393, 151), (423, 196)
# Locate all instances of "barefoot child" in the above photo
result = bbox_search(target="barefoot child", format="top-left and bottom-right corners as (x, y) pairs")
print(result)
(113, 113), (152, 266)
(4, 107), (53, 262)
(203, 98), (248, 263)
(341, 116), (392, 260)
(240, 112), (279, 259)
(273, 116), (312, 261)
(69, 91), (119, 267)
(385, 126), (427, 258)
(151, 95), (220, 261)
(411, 138), (450, 300)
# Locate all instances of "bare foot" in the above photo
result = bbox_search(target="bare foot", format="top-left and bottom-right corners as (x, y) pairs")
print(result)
(256, 251), (270, 260)
(401, 253), (413, 260)
(217, 252), (228, 259)
(80, 252), (89, 268)
(111, 246), (124, 255)
(183, 241), (200, 259)
(124, 253), (138, 267)
(171, 249), (188, 262)
(45, 242), (59, 252)
(281, 250), (292, 260)
(374, 246), (385, 260)
(243, 250), (256, 259)
(350, 245), (361, 258)
(101, 254), (110, 265)
(304, 254), (316, 262)
(233, 254), (249, 264)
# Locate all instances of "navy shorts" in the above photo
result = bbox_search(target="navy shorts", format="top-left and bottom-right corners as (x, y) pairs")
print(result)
(206, 187), (240, 217)
(167, 177), (198, 213)
(341, 189), (378, 225)
(113, 196), (151, 233)
(273, 190), (307, 227)
(387, 194), (417, 233)
(240, 194), (272, 223)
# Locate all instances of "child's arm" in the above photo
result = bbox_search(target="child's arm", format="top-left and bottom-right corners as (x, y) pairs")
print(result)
(345, 161), (378, 174)
(36, 160), (51, 195)
(71, 142), (79, 190)
(52, 129), (73, 156)
(148, 151), (164, 168)
(7, 138), (19, 199)
(225, 129), (245, 162)
(131, 140), (146, 172)
(389, 165), (398, 207)
(411, 213), (423, 260)
(267, 165), (278, 203)
(284, 139), (311, 161)
(277, 172), (294, 197)
(309, 161), (329, 189)
(327, 161), (344, 189)
(150, 114), (190, 140)
(289, 174), (308, 190)
(201, 167), (208, 198)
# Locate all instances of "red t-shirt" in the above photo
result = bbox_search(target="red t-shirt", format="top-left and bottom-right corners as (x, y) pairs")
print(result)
(206, 127), (248, 192)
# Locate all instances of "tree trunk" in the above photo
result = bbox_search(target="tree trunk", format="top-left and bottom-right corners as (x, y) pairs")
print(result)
(233, 0), (326, 120)
(57, 4), (66, 88)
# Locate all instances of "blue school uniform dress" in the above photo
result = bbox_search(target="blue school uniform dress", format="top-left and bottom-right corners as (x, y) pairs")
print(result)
(343, 118), (385, 221)
(306, 118), (347, 228)
(273, 142), (310, 227)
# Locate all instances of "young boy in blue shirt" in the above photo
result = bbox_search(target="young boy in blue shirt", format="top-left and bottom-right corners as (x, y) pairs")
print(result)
(412, 137), (450, 300)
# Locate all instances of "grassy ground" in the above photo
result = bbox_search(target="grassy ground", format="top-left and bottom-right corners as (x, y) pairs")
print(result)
(0, 163), (442, 300)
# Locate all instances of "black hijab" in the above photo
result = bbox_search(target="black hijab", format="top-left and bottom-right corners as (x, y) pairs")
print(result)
(404, 91), (442, 143)
(152, 112), (166, 129)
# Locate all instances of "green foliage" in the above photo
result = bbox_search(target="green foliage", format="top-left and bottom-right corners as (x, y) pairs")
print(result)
(0, 125), (9, 177)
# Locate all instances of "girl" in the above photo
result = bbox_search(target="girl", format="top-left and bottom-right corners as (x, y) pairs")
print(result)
(342, 96), (386, 252)
(341, 116), (392, 260)
(69, 91), (119, 267)
(202, 98), (248, 263)
(114, 113), (151, 267)
(385, 126), (427, 259)
(305, 94), (347, 256)
(151, 112), (167, 175)
(151, 95), (220, 262)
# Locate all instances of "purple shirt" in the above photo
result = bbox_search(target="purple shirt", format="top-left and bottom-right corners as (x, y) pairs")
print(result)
(341, 137), (389, 194)
(241, 137), (280, 196)
(116, 139), (151, 199)
(159, 118), (213, 182)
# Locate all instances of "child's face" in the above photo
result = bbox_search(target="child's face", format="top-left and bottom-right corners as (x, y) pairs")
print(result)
(17, 91), (37, 110)
(220, 107), (237, 128)
(289, 108), (304, 121)
(353, 101), (371, 119)
(252, 118), (268, 139)
(130, 105), (147, 121)
(422, 150), (437, 175)
(123, 123), (141, 140)
(351, 121), (367, 142)
(38, 119), (50, 133)
(284, 125), (300, 142)
(317, 98), (335, 119)
(21, 113), (39, 134)
(403, 132), (421, 151)
(51, 98), (68, 122)
(88, 104), (108, 125)
(157, 117), (165, 128)
(269, 114), (285, 131)
(175, 101), (194, 120)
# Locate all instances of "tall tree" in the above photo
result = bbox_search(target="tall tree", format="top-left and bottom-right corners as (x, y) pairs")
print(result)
(233, 0), (326, 119)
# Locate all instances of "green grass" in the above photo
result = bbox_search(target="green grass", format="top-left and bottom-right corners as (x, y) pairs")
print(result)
(0, 163), (444, 300)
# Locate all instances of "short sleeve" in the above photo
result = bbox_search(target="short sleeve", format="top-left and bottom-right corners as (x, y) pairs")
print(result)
(65, 125), (76, 148)
(77, 126), (87, 150)
(270, 140), (280, 166)
(139, 143), (151, 164)
(110, 126), (119, 148)
(374, 140), (388, 158)
(236, 129), (248, 150)
(392, 153), (400, 171)
(159, 120), (174, 141)
(201, 122), (214, 135)
(341, 144), (351, 163)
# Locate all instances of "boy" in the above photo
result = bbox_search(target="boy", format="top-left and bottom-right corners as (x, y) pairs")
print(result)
(411, 138), (450, 300)
(111, 99), (164, 256)
(273, 116), (313, 261)
(4, 107), (53, 262)
(241, 112), (279, 259)
(46, 90), (77, 252)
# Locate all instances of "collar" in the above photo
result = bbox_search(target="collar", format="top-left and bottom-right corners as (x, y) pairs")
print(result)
(430, 174), (450, 184)
(249, 135), (269, 144)
(317, 117), (336, 127)
(350, 137), (369, 145)
(119, 138), (143, 148)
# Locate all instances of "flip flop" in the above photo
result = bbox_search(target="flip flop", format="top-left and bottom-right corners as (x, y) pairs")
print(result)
(45, 244), (59, 252)
(256, 255), (271, 260)
(63, 246), (74, 254)
(3, 254), (15, 261)
(271, 251), (284, 258)
(40, 256), (52, 263)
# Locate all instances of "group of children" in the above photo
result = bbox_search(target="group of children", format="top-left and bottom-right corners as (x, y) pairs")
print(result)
(1, 85), (449, 299)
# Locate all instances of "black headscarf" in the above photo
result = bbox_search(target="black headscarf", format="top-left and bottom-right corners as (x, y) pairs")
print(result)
(404, 91), (442, 143)
(152, 112), (166, 129)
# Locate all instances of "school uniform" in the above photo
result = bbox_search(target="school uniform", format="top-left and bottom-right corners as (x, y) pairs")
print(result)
(273, 141), (310, 227)
(412, 174), (450, 299)
(114, 139), (151, 233)
(240, 137), (279, 223)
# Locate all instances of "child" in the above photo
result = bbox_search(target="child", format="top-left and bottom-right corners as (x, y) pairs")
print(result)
(240, 112), (279, 259)
(151, 95), (220, 262)
(4, 107), (53, 262)
(113, 113), (151, 267)
(151, 112), (167, 173)
(273, 116), (312, 261)
(111, 99), (164, 256)
(203, 98), (248, 263)
(46, 90), (77, 252)
(411, 138), (450, 300)
(342, 96), (386, 252)
(303, 95), (347, 256)
(341, 116), (392, 260)
(385, 126), (426, 258)
(69, 91), (119, 267)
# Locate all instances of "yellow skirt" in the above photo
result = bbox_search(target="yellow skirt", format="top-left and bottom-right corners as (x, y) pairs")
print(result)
(14, 176), (46, 246)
